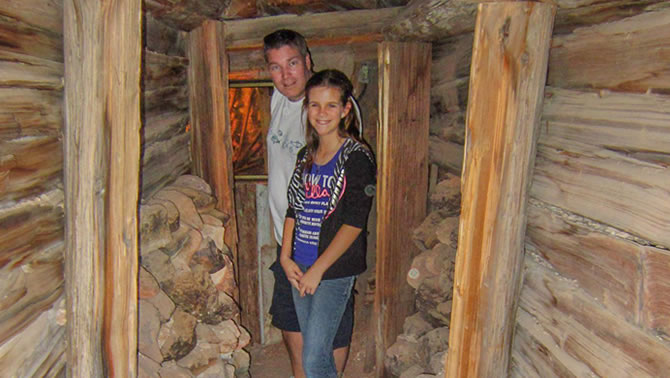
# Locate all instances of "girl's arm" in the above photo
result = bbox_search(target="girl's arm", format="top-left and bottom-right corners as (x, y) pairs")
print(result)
(298, 224), (361, 296)
(279, 217), (303, 289)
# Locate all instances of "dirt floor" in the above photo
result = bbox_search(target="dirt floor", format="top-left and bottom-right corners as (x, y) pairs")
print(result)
(248, 290), (377, 378)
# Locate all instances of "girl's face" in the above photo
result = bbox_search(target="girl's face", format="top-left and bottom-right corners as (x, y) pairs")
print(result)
(306, 86), (351, 139)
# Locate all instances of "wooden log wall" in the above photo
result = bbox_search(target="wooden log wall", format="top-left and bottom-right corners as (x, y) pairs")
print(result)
(509, 5), (670, 377)
(141, 14), (191, 199)
(422, 1), (670, 376)
(0, 0), (66, 376)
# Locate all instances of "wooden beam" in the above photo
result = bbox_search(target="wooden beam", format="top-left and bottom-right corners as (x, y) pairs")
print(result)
(234, 182), (262, 343)
(222, 7), (402, 49)
(375, 41), (431, 377)
(63, 0), (141, 376)
(187, 21), (240, 285)
(446, 2), (555, 377)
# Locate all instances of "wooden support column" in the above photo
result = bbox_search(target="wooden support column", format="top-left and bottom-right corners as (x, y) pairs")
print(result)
(63, 0), (142, 376)
(187, 21), (240, 283)
(234, 182), (261, 342)
(446, 2), (555, 377)
(375, 41), (431, 377)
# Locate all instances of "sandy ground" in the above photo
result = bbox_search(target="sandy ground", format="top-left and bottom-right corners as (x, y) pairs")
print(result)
(248, 291), (376, 378)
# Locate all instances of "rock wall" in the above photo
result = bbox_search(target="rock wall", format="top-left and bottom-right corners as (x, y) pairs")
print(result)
(384, 175), (460, 377)
(138, 175), (250, 377)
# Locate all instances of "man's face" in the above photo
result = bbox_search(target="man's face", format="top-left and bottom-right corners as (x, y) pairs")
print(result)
(266, 45), (312, 101)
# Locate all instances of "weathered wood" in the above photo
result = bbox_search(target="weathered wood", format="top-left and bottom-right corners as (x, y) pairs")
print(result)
(515, 254), (670, 377)
(143, 50), (188, 91)
(0, 189), (64, 269)
(446, 3), (555, 377)
(428, 136), (463, 175)
(542, 87), (670, 154)
(63, 0), (141, 375)
(187, 20), (240, 285)
(145, 13), (186, 56)
(532, 89), (670, 249)
(222, 7), (402, 50)
(548, 7), (670, 92)
(526, 201), (642, 323)
(0, 295), (66, 377)
(144, 0), (229, 31)
(641, 246), (670, 339)
(384, 0), (477, 41)
(0, 243), (63, 345)
(0, 10), (63, 63)
(0, 51), (63, 90)
(375, 41), (431, 377)
(143, 86), (190, 118)
(1, 136), (62, 203)
(141, 130), (191, 200)
(228, 42), (375, 81)
(234, 182), (261, 344)
(0, 88), (62, 139)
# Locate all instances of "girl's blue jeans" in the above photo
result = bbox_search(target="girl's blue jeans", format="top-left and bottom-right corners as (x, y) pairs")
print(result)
(292, 263), (355, 378)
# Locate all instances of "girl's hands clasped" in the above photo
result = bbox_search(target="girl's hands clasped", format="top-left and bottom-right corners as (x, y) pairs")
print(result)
(297, 267), (324, 297)
(280, 256), (303, 290)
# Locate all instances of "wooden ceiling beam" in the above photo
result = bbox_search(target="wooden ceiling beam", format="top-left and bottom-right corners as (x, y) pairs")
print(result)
(222, 7), (403, 49)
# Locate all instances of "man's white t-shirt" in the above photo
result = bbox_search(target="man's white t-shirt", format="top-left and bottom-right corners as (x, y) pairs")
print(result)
(267, 89), (306, 245)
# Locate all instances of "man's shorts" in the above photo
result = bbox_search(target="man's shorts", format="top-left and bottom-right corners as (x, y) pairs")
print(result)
(269, 245), (354, 348)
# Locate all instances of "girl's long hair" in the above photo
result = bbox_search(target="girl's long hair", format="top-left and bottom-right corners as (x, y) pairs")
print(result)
(302, 69), (363, 171)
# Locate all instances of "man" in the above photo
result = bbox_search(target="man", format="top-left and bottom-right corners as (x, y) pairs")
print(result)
(264, 29), (353, 378)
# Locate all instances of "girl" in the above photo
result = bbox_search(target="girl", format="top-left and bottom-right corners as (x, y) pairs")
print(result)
(280, 69), (376, 378)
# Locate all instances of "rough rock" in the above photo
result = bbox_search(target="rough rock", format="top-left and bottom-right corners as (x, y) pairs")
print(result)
(174, 174), (212, 195)
(385, 337), (422, 377)
(138, 300), (163, 363)
(139, 352), (162, 378)
(402, 312), (434, 343)
(140, 202), (172, 253)
(158, 360), (192, 378)
(158, 309), (197, 361)
(140, 266), (161, 300)
(155, 189), (204, 229)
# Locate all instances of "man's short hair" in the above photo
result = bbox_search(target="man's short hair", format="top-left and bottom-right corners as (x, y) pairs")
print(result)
(263, 29), (311, 63)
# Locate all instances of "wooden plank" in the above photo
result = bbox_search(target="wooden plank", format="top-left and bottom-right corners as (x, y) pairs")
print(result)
(446, 3), (555, 377)
(1, 136), (62, 202)
(548, 7), (670, 92)
(511, 307), (594, 378)
(0, 51), (63, 90)
(531, 136), (670, 250)
(0, 189), (64, 269)
(542, 87), (670, 154)
(63, 0), (141, 376)
(222, 7), (402, 49)
(641, 247), (670, 339)
(228, 42), (376, 80)
(187, 20), (240, 285)
(375, 41), (431, 377)
(517, 254), (670, 377)
(384, 0), (477, 41)
(525, 201), (642, 323)
(234, 182), (261, 343)
(0, 294), (66, 377)
(142, 50), (188, 91)
(0, 244), (63, 345)
(0, 88), (62, 139)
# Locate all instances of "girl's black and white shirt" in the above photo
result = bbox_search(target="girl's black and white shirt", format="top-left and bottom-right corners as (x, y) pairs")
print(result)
(286, 138), (376, 280)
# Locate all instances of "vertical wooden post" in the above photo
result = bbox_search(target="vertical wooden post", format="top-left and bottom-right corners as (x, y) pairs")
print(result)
(446, 2), (555, 377)
(375, 41), (431, 377)
(64, 0), (142, 376)
(235, 182), (262, 342)
(187, 21), (240, 284)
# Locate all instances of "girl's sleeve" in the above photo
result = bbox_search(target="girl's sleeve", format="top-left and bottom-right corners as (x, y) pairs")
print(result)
(341, 151), (377, 228)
